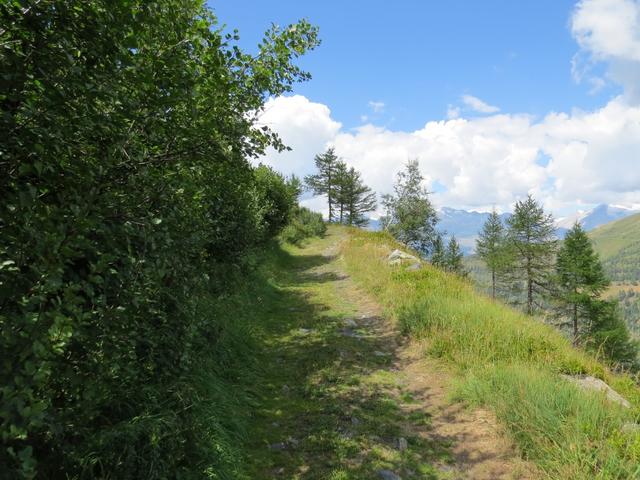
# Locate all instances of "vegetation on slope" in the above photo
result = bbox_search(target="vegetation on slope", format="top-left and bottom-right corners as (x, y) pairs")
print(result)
(342, 228), (640, 478)
(590, 213), (640, 282)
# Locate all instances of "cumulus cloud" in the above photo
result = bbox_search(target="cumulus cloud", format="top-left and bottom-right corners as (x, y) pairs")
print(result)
(256, 95), (341, 177)
(258, 94), (640, 215)
(461, 94), (500, 114)
(255, 0), (640, 217)
(571, 0), (640, 101)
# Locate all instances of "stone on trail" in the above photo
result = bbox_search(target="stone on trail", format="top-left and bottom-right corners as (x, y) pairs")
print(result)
(343, 318), (358, 328)
(396, 437), (408, 451)
(377, 469), (402, 480)
(561, 375), (631, 408)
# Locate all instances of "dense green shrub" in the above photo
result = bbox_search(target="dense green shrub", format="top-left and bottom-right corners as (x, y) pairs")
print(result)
(281, 206), (327, 245)
(0, 1), (318, 477)
(253, 165), (300, 241)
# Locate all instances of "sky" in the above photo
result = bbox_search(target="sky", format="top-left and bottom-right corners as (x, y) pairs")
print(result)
(210, 0), (640, 218)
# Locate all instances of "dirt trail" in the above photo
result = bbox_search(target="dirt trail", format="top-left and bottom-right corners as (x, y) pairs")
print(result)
(247, 230), (539, 479)
(329, 237), (537, 480)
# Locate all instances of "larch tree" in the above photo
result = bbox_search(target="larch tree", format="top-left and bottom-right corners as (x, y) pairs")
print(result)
(476, 210), (508, 298)
(555, 222), (609, 344)
(506, 195), (557, 315)
(430, 232), (447, 268)
(305, 147), (340, 221)
(341, 167), (377, 227)
(333, 160), (349, 223)
(381, 159), (438, 256)
(445, 235), (467, 276)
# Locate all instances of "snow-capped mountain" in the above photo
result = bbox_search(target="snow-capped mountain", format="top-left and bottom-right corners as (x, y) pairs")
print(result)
(366, 204), (638, 255)
(556, 204), (639, 232)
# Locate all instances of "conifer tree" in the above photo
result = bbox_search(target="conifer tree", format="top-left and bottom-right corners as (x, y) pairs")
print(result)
(476, 210), (507, 298)
(341, 167), (377, 227)
(305, 147), (340, 221)
(430, 232), (447, 268)
(381, 159), (438, 255)
(506, 195), (557, 315)
(555, 223), (609, 344)
(584, 300), (638, 367)
(333, 160), (349, 223)
(445, 235), (467, 276)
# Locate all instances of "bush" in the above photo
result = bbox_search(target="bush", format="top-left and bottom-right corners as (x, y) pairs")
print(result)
(253, 165), (299, 241)
(0, 1), (318, 477)
(281, 207), (327, 245)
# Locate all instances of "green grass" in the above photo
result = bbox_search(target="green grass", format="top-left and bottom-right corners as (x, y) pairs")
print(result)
(224, 228), (455, 479)
(590, 213), (640, 282)
(342, 228), (640, 479)
(590, 213), (640, 260)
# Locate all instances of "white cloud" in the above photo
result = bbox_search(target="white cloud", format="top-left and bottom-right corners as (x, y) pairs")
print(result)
(461, 94), (500, 114)
(571, 0), (640, 101)
(254, 1), (640, 217)
(256, 95), (341, 177)
(368, 100), (385, 113)
(258, 94), (640, 216)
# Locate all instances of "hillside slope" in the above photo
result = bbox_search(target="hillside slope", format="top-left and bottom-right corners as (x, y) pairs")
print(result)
(342, 228), (640, 478)
(590, 212), (640, 282)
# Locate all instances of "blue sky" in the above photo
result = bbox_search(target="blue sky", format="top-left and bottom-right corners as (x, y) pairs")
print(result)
(209, 1), (640, 217)
(211, 0), (618, 130)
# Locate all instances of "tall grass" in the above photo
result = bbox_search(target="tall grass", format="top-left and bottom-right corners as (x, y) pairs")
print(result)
(342, 228), (640, 478)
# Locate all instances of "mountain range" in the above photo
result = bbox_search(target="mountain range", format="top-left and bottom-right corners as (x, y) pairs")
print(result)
(368, 204), (639, 254)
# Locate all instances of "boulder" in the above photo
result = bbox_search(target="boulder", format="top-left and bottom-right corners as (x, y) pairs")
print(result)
(388, 249), (419, 263)
(621, 422), (640, 434)
(561, 375), (631, 408)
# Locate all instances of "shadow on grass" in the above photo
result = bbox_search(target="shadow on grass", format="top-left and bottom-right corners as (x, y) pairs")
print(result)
(241, 240), (454, 479)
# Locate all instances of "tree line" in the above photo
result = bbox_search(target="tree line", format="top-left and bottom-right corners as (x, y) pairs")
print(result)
(476, 197), (637, 367)
(306, 155), (466, 274)
(305, 147), (377, 226)
(306, 151), (637, 367)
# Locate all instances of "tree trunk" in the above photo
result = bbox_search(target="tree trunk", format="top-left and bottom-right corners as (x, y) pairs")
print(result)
(492, 270), (496, 299)
(573, 302), (578, 346)
(527, 278), (533, 315)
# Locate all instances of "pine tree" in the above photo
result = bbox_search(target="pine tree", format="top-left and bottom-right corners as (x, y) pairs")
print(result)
(333, 160), (349, 223)
(430, 232), (447, 268)
(506, 195), (557, 315)
(304, 147), (340, 222)
(585, 300), (638, 368)
(341, 167), (377, 227)
(381, 159), (438, 255)
(445, 235), (467, 276)
(555, 223), (609, 344)
(476, 210), (507, 298)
